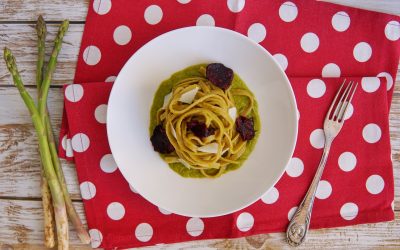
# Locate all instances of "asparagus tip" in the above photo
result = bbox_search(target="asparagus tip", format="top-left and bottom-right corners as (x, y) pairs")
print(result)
(3, 47), (16, 70)
(36, 15), (47, 37)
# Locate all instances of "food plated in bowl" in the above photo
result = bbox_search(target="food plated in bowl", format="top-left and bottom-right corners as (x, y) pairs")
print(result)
(107, 27), (298, 217)
(150, 63), (260, 178)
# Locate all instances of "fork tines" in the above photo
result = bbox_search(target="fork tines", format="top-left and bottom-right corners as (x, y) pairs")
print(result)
(327, 79), (358, 123)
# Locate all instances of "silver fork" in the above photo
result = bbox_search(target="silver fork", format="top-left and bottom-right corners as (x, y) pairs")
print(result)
(286, 80), (358, 246)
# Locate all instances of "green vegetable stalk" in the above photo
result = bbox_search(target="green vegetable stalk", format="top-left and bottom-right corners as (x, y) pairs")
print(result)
(4, 48), (69, 249)
(39, 18), (90, 245)
(36, 16), (56, 249)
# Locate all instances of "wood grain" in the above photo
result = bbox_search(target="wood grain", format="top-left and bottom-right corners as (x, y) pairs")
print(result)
(0, 0), (399, 248)
(0, 200), (399, 249)
(0, 0), (89, 22)
(0, 24), (83, 86)
(319, 0), (400, 15)
(0, 87), (81, 200)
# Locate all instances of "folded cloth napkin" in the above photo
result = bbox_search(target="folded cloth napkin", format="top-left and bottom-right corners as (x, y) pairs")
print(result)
(58, 0), (400, 248)
(62, 77), (394, 249)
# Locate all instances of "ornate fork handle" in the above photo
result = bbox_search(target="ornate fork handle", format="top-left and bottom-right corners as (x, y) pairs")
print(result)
(286, 141), (332, 247)
(286, 80), (358, 246)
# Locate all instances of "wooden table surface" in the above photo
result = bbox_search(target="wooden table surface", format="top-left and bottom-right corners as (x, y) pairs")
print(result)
(0, 1), (399, 249)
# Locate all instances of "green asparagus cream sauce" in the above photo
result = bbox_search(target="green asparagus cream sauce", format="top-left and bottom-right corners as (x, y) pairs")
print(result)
(149, 64), (260, 178)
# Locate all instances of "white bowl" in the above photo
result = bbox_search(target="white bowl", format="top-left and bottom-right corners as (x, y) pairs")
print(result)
(107, 26), (298, 217)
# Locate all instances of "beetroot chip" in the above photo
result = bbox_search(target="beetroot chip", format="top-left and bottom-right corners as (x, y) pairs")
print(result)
(206, 63), (234, 90)
(150, 125), (175, 154)
(187, 120), (215, 138)
(235, 116), (255, 141)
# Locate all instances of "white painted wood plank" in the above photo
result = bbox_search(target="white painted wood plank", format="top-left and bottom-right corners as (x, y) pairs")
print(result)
(0, 24), (83, 86)
(319, 0), (400, 16)
(0, 0), (89, 22)
(0, 199), (399, 249)
(0, 87), (81, 200)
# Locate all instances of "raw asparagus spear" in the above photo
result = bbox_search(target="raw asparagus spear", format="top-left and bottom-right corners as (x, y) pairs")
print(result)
(39, 19), (90, 244)
(36, 15), (56, 249)
(4, 48), (69, 250)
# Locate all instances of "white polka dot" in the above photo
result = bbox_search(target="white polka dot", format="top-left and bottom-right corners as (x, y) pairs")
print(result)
(342, 102), (353, 120)
(93, 0), (111, 15)
(100, 154), (118, 173)
(286, 157), (304, 177)
(392, 200), (395, 211)
(300, 33), (319, 53)
(107, 202), (125, 220)
(135, 223), (153, 242)
(80, 181), (96, 200)
(331, 11), (350, 32)
(385, 21), (400, 41)
(273, 53), (288, 71)
(247, 23), (267, 43)
(83, 46), (101, 66)
(105, 76), (117, 82)
(61, 135), (67, 150)
(65, 84), (84, 102)
(186, 218), (204, 236)
(316, 180), (332, 199)
(310, 129), (325, 149)
(196, 14), (215, 26)
(129, 184), (138, 193)
(261, 187), (279, 204)
(338, 152), (357, 172)
(361, 77), (380, 93)
(144, 5), (163, 25)
(89, 229), (103, 248)
(307, 79), (326, 98)
(322, 63), (341, 77)
(366, 175), (385, 195)
(94, 104), (108, 124)
(340, 202), (358, 220)
(158, 207), (172, 215)
(377, 72), (394, 91)
(362, 123), (382, 143)
(353, 42), (372, 62)
(288, 207), (298, 221)
(279, 2), (298, 22)
(227, 0), (245, 13)
(113, 25), (132, 46)
(236, 212), (254, 232)
(66, 138), (74, 157)
(177, 0), (191, 3)
(71, 133), (90, 153)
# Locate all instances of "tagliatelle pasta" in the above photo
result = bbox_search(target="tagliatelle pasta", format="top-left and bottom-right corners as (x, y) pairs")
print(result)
(150, 64), (260, 178)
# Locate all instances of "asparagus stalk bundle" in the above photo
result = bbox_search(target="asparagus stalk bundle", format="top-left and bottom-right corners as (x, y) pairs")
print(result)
(36, 16), (56, 249)
(4, 16), (90, 249)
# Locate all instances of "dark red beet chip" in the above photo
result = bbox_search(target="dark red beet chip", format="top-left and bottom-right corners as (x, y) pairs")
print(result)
(187, 120), (215, 138)
(150, 125), (175, 154)
(206, 63), (234, 90)
(235, 116), (255, 141)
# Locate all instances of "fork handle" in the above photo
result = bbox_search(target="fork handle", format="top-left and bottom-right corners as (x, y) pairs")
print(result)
(286, 142), (332, 246)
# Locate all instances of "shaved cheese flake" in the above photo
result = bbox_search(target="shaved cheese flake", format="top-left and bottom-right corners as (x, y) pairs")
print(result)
(228, 107), (237, 121)
(198, 143), (219, 154)
(162, 92), (172, 109)
(179, 87), (199, 104)
(178, 159), (192, 169)
(171, 126), (177, 139)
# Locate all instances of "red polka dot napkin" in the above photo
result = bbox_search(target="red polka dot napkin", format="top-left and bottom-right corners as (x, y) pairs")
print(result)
(59, 0), (400, 248)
